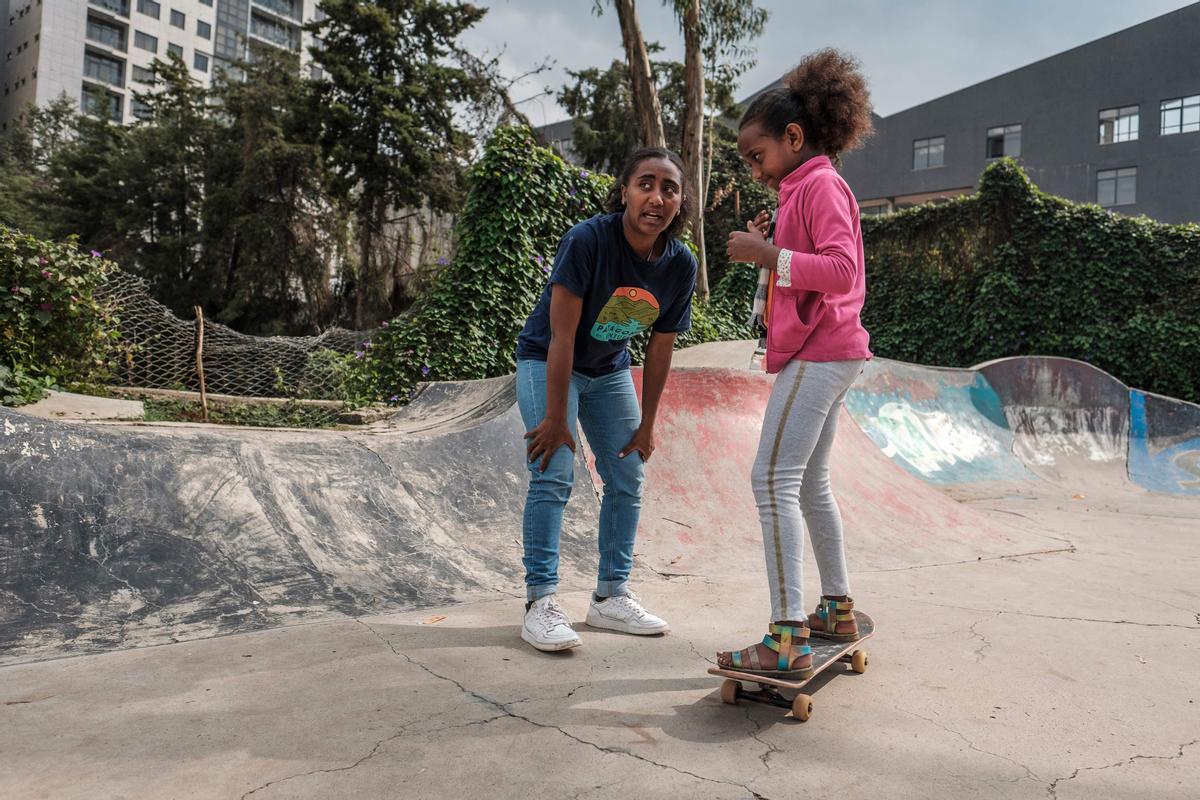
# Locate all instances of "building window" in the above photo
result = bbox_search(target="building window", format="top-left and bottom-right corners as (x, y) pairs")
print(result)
(131, 97), (152, 120)
(1097, 167), (1136, 207)
(134, 31), (157, 52)
(987, 124), (1022, 158)
(912, 136), (944, 170)
(1099, 106), (1139, 144)
(81, 83), (122, 121)
(1161, 95), (1199, 135)
(86, 15), (127, 51)
(255, 0), (299, 20)
(250, 12), (298, 49)
(84, 50), (125, 87)
(167, 42), (183, 59)
(89, 0), (130, 17)
(194, 52), (209, 72)
(131, 64), (155, 83)
(170, 9), (185, 28)
(197, 20), (211, 39)
(136, 0), (159, 19)
(199, 0), (212, 5)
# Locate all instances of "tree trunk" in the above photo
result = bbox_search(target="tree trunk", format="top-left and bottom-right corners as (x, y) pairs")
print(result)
(680, 0), (707, 299)
(613, 0), (665, 148)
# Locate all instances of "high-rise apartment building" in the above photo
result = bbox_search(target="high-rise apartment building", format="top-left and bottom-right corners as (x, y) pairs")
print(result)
(0, 0), (319, 130)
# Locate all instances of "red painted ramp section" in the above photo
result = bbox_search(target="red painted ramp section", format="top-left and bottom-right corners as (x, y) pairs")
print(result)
(604, 368), (1058, 579)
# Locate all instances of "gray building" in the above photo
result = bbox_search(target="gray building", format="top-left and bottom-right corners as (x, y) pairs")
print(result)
(0, 0), (319, 130)
(832, 3), (1200, 223)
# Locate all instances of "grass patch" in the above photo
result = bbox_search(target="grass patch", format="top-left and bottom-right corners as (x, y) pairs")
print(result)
(143, 398), (339, 428)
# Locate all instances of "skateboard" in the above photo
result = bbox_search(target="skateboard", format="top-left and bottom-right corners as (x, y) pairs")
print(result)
(707, 611), (874, 722)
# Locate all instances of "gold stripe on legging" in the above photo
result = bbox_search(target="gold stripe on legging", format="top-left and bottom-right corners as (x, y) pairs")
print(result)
(767, 362), (807, 618)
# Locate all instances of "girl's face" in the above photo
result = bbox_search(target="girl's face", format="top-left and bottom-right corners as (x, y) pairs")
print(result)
(737, 120), (808, 191)
(620, 158), (684, 238)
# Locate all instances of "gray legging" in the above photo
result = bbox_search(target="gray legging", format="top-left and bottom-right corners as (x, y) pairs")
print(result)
(752, 358), (866, 622)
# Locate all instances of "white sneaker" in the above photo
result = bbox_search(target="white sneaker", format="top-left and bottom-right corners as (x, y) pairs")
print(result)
(522, 595), (582, 652)
(585, 592), (669, 635)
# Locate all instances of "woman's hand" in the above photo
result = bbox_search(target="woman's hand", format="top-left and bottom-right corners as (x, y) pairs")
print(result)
(619, 424), (655, 463)
(727, 219), (772, 265)
(525, 419), (576, 473)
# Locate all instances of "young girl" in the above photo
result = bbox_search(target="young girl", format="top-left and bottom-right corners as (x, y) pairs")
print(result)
(718, 49), (874, 677)
(514, 147), (698, 652)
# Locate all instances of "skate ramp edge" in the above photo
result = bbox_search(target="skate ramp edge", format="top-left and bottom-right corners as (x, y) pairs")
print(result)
(845, 356), (1200, 495)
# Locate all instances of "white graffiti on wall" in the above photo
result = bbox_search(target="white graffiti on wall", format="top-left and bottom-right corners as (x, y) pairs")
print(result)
(871, 402), (1002, 476)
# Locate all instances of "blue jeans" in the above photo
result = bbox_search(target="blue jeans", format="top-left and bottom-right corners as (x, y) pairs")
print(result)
(516, 359), (644, 602)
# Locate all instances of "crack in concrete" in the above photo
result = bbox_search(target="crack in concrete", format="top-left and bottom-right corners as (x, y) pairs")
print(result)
(687, 639), (717, 666)
(355, 619), (770, 799)
(741, 704), (781, 772)
(1046, 738), (1200, 798)
(856, 547), (1076, 575)
(348, 437), (396, 481)
(968, 613), (1000, 663)
(898, 706), (1042, 785)
(873, 593), (1200, 630)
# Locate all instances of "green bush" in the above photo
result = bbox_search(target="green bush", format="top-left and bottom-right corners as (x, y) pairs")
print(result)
(861, 159), (1200, 402)
(352, 126), (754, 401)
(0, 225), (121, 405)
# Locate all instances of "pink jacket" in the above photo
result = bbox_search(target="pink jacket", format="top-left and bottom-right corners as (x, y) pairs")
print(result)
(764, 155), (872, 374)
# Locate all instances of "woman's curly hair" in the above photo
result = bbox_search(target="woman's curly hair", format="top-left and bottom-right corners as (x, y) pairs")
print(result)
(740, 48), (874, 163)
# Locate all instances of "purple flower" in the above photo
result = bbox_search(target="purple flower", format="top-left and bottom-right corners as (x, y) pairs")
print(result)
(389, 394), (399, 403)
(41, 270), (52, 280)
(9, 286), (20, 294)
(579, 170), (589, 178)
(421, 364), (431, 377)
(353, 351), (365, 359)
(361, 340), (372, 349)
(380, 320), (389, 328)
(437, 256), (448, 266)
(90, 250), (102, 258)
(568, 188), (577, 197)
(37, 257), (47, 266)
(1019, 331), (1026, 337)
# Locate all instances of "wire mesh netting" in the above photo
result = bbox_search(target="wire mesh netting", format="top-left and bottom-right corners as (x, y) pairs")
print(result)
(98, 270), (375, 416)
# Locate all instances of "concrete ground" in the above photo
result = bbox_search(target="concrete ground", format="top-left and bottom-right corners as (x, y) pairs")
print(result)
(4, 484), (1198, 799)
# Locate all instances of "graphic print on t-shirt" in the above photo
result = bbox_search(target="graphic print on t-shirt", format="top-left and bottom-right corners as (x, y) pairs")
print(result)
(591, 286), (661, 341)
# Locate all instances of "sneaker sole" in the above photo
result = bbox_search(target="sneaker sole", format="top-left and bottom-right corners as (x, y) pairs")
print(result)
(521, 626), (581, 652)
(584, 612), (669, 635)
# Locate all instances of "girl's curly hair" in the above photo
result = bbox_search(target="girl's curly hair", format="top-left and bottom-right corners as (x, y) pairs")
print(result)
(740, 48), (874, 163)
(605, 147), (692, 241)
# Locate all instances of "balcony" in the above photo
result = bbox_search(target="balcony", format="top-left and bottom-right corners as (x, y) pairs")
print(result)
(250, 0), (300, 23)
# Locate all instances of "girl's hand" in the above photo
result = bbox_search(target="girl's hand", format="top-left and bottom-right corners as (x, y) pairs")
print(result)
(727, 220), (771, 264)
(525, 419), (576, 472)
(619, 424), (655, 463)
(753, 210), (771, 238)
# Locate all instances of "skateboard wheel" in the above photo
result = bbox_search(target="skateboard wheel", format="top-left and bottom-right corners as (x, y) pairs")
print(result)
(792, 693), (813, 722)
(720, 679), (739, 705)
(851, 650), (868, 674)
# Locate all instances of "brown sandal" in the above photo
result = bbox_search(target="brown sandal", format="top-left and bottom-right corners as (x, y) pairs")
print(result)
(809, 596), (859, 642)
(717, 621), (814, 680)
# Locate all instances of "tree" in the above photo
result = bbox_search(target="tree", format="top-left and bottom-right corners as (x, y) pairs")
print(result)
(0, 96), (81, 237)
(601, 0), (667, 148)
(307, 0), (486, 329)
(204, 49), (349, 335)
(559, 53), (687, 174)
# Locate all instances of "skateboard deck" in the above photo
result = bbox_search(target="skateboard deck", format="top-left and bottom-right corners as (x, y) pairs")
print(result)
(707, 611), (874, 721)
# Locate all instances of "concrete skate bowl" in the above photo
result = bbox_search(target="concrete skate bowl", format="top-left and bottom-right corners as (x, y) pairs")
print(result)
(843, 356), (1200, 497)
(3, 354), (1196, 663)
(0, 377), (605, 663)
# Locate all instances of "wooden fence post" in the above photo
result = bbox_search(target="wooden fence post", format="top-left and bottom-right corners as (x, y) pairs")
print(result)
(194, 306), (209, 423)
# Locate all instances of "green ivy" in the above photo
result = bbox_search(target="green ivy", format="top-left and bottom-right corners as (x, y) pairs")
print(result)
(0, 226), (121, 406)
(352, 126), (755, 401)
(861, 159), (1200, 402)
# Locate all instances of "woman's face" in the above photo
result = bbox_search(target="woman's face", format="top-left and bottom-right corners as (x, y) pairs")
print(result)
(620, 158), (684, 238)
(737, 120), (807, 192)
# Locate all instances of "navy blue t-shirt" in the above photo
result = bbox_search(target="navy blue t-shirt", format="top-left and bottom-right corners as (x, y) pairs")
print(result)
(515, 213), (697, 376)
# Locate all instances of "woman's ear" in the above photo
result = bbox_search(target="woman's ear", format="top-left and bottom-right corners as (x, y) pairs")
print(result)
(620, 185), (627, 206)
(786, 122), (806, 153)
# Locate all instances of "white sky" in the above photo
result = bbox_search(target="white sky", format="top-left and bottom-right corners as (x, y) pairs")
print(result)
(458, 0), (1197, 126)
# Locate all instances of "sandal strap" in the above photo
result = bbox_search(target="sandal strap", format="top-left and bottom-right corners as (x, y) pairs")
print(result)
(768, 622), (809, 638)
(761, 634), (812, 671)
